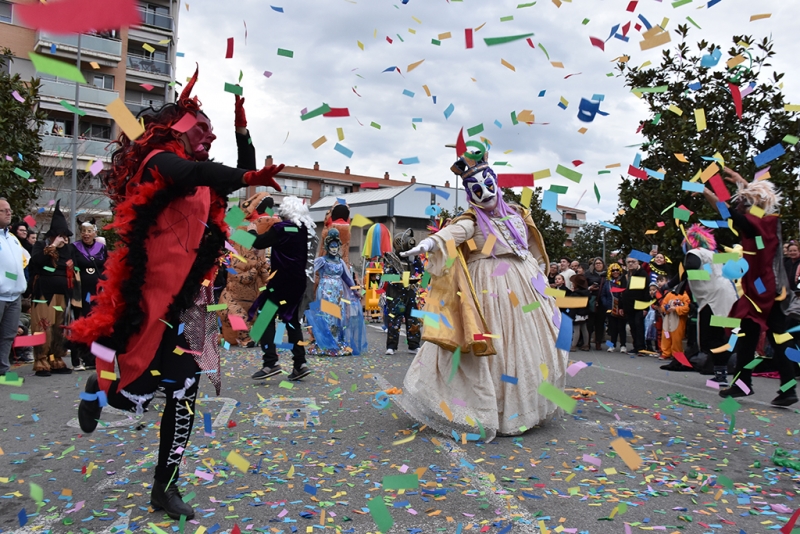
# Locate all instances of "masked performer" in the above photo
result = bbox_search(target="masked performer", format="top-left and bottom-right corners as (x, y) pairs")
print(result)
(68, 218), (107, 370)
(70, 67), (285, 519)
(318, 202), (351, 266)
(305, 228), (367, 356)
(398, 146), (567, 442)
(29, 200), (75, 376)
(702, 168), (798, 406)
(382, 229), (422, 355)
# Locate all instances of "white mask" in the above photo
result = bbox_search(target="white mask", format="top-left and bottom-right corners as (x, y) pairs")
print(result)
(464, 167), (498, 210)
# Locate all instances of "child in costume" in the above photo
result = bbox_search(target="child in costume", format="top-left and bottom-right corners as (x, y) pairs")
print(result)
(71, 67), (285, 519)
(383, 229), (423, 355)
(397, 142), (566, 442)
(655, 282), (690, 362)
(305, 228), (367, 356)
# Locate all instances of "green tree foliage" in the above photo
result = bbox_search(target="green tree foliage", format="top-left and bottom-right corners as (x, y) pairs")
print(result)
(502, 187), (568, 261)
(0, 49), (46, 215)
(570, 222), (606, 263)
(610, 27), (800, 259)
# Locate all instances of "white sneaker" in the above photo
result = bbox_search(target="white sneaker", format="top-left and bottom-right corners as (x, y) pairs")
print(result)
(409, 348), (419, 354)
(606, 346), (615, 353)
(73, 365), (86, 371)
(619, 346), (627, 353)
(385, 348), (394, 355)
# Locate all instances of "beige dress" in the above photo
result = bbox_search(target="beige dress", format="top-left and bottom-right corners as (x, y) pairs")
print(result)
(400, 212), (567, 438)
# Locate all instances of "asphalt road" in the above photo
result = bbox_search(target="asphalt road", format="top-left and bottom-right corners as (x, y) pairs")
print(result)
(0, 324), (798, 534)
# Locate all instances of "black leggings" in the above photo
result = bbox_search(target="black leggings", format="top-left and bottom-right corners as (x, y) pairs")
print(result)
(105, 324), (201, 483)
(733, 304), (797, 391)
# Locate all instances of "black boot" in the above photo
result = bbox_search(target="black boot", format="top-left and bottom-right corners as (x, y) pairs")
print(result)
(712, 366), (728, 388)
(150, 480), (195, 520)
(719, 382), (752, 398)
(78, 374), (102, 433)
(771, 389), (799, 408)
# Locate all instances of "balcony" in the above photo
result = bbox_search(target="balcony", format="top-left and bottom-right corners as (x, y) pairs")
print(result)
(276, 186), (313, 197)
(137, 7), (174, 31)
(40, 135), (114, 160)
(37, 31), (122, 60)
(126, 101), (149, 116)
(563, 218), (587, 228)
(127, 55), (171, 77)
(39, 79), (119, 107)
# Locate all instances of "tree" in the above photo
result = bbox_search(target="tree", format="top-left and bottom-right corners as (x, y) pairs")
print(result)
(0, 49), (46, 214)
(610, 27), (800, 260)
(570, 222), (606, 263)
(502, 187), (568, 262)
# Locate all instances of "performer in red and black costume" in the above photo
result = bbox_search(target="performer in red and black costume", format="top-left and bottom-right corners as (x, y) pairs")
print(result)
(69, 67), (284, 519)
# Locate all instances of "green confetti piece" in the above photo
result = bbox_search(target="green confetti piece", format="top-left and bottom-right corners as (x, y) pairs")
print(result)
(538, 43), (550, 59)
(230, 229), (256, 249)
(709, 316), (740, 328)
(250, 300), (279, 343)
(712, 252), (739, 263)
(224, 206), (246, 228)
(59, 445), (75, 458)
(238, 70), (243, 83)
(556, 164), (582, 183)
(148, 523), (170, 534)
(181, 491), (196, 503)
(59, 100), (86, 116)
(500, 15), (514, 21)
(382, 474), (419, 490)
(672, 207), (691, 221)
(510, 110), (519, 125)
(277, 48), (294, 58)
(483, 33), (535, 46)
(549, 185), (569, 194)
(783, 135), (799, 145)
(467, 123), (485, 137)
(420, 271), (431, 288)
(52, 305), (63, 311)
(13, 167), (31, 179)
(448, 347), (461, 384)
(518, 2), (537, 7)
(672, 0), (692, 7)
(279, 381), (294, 389)
(370, 121), (381, 129)
(205, 303), (228, 312)
(10, 393), (29, 401)
(780, 379), (797, 392)
(43, 266), (56, 272)
(367, 496), (394, 532)
(630, 199), (639, 208)
(522, 302), (541, 313)
(617, 502), (628, 515)
(380, 274), (401, 284)
(687, 270), (710, 281)
(716, 475), (734, 489)
(30, 482), (43, 505)
(283, 226), (298, 232)
(5, 272), (17, 281)
(581, 17), (590, 24)
(632, 85), (669, 94)
(718, 396), (740, 416)
(594, 183), (601, 203)
(300, 103), (332, 121)
(686, 16), (701, 29)
(651, 112), (662, 125)
(743, 358), (763, 370)
(223, 83), (243, 96)
(29, 52), (87, 83)
(431, 39), (441, 46)
(755, 236), (764, 249)
(537, 382), (576, 413)
(595, 397), (613, 412)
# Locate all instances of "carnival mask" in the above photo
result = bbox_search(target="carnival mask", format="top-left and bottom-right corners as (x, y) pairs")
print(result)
(183, 112), (216, 162)
(326, 240), (341, 257)
(464, 167), (498, 210)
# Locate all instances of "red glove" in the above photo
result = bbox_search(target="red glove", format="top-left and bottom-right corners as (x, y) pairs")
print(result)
(234, 94), (247, 129)
(243, 164), (284, 191)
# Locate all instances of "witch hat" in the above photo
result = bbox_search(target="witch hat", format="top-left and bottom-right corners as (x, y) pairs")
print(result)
(47, 200), (73, 237)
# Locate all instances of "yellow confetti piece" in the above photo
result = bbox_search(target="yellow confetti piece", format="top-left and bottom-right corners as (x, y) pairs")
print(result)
(226, 450), (250, 473)
(350, 214), (373, 227)
(446, 239), (458, 258)
(411, 16), (422, 24)
(694, 108), (706, 131)
(501, 58), (516, 71)
(392, 433), (416, 445)
(437, 32), (451, 40)
(422, 85), (431, 97)
(577, 127), (588, 134)
(726, 54), (745, 69)
(749, 205), (765, 218)
(185, 401), (193, 415)
(336, 127), (344, 141)
(481, 234), (497, 256)
(668, 105), (683, 116)
(550, 61), (564, 68)
(533, 169), (551, 180)
(674, 153), (688, 163)
(521, 186), (533, 207)
(173, 347), (185, 355)
(150, 370), (161, 376)
(439, 401), (453, 421)
(407, 59), (425, 72)
(466, 239), (477, 251)
(610, 437), (643, 471)
(773, 332), (793, 344)
(540, 363), (549, 380)
(545, 287), (566, 298)
(100, 371), (117, 381)
(509, 291), (519, 307)
(288, 464), (295, 478)
(357, 40), (364, 50)
(311, 136), (327, 149)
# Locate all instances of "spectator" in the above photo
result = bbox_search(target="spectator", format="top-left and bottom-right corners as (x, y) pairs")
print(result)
(0, 198), (27, 376)
(547, 262), (559, 286)
(586, 258), (607, 350)
(552, 274), (566, 291)
(783, 241), (800, 294)
(621, 256), (649, 355)
(645, 283), (659, 353)
(655, 280), (691, 366)
(29, 201), (74, 377)
(570, 260), (580, 273)
(568, 274), (590, 352)
(14, 298), (33, 363)
(559, 257), (575, 291)
(649, 252), (675, 285)
(600, 263), (627, 352)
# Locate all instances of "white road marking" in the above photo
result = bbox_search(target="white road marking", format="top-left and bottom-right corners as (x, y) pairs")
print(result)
(253, 397), (320, 427)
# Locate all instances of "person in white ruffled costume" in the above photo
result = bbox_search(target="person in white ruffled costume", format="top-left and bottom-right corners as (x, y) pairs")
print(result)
(396, 146), (568, 443)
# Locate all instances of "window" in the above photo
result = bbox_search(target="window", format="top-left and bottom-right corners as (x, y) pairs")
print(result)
(0, 2), (12, 24)
(91, 74), (114, 90)
(89, 124), (111, 140)
(322, 184), (347, 197)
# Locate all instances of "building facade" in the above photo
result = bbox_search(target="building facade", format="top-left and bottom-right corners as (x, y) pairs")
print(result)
(1, 0), (180, 222)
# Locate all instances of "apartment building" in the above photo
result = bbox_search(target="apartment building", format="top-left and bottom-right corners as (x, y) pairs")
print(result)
(0, 0), (180, 219)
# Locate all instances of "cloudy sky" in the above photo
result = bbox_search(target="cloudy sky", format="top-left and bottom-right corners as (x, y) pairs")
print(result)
(174, 0), (799, 223)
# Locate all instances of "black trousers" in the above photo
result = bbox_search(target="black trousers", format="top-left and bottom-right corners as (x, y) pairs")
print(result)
(607, 315), (627, 348)
(258, 307), (306, 370)
(733, 304), (797, 391)
(104, 323), (200, 483)
(588, 308), (606, 345)
(626, 309), (645, 352)
(696, 305), (731, 367)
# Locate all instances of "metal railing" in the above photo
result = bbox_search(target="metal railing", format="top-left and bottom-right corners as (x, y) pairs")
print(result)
(39, 79), (119, 106)
(126, 55), (171, 76)
(563, 218), (587, 228)
(40, 136), (114, 159)
(136, 7), (173, 30)
(277, 186), (313, 197)
(37, 31), (122, 57)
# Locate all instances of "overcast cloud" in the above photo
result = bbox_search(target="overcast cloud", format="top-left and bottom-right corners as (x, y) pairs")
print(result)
(173, 0), (799, 222)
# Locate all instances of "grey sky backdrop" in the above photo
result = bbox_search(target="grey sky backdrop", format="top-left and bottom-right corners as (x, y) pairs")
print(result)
(173, 0), (799, 223)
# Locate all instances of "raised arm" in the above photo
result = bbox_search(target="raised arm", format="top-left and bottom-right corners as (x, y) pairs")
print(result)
(234, 94), (257, 171)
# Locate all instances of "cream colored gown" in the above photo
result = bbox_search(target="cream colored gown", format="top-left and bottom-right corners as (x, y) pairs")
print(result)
(400, 211), (568, 438)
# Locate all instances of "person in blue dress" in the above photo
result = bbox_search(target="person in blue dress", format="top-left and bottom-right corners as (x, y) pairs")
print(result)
(305, 228), (367, 356)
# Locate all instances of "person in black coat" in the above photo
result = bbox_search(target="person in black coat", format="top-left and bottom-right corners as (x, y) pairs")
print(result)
(568, 274), (591, 351)
(67, 218), (107, 370)
(621, 256), (650, 355)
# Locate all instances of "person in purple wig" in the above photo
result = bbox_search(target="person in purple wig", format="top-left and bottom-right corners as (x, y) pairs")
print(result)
(395, 145), (568, 443)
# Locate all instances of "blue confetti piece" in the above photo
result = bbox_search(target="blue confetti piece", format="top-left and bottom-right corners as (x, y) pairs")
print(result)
(786, 347), (800, 363)
(223, 341), (231, 350)
(599, 221), (622, 231)
(50, 43), (57, 54)
(79, 392), (98, 401)
(644, 168), (664, 180)
(96, 390), (108, 407)
(333, 143), (353, 158)
(556, 313), (573, 351)
(304, 484), (317, 495)
(637, 13), (652, 29)
(557, 101), (567, 110)
(178, 323), (185, 335)
(412, 117), (423, 122)
(443, 103), (455, 119)
(617, 428), (634, 438)
(402, 89), (415, 97)
(32, 414), (39, 422)
(424, 205), (441, 216)
(382, 66), (398, 73)
(754, 277), (766, 294)
(538, 90), (546, 97)
(270, 5), (284, 12)
(206, 524), (221, 534)
(632, 153), (642, 168)
(728, 333), (738, 351)
(203, 412), (213, 435)
(629, 250), (653, 263)
(700, 48), (721, 67)
(176, 52), (185, 57)
(501, 374), (518, 385)
(591, 94), (605, 101)
(716, 201), (731, 219)
(414, 186), (450, 199)
(400, 156), (420, 165)
(522, 491), (543, 499)
(336, 197), (347, 205)
(85, 292), (91, 303)
(274, 321), (286, 344)
(18, 508), (27, 527)
(753, 144), (786, 168)
(498, 524), (512, 534)
(707, 0), (722, 6)
(682, 181), (706, 193)
(613, 33), (630, 42)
